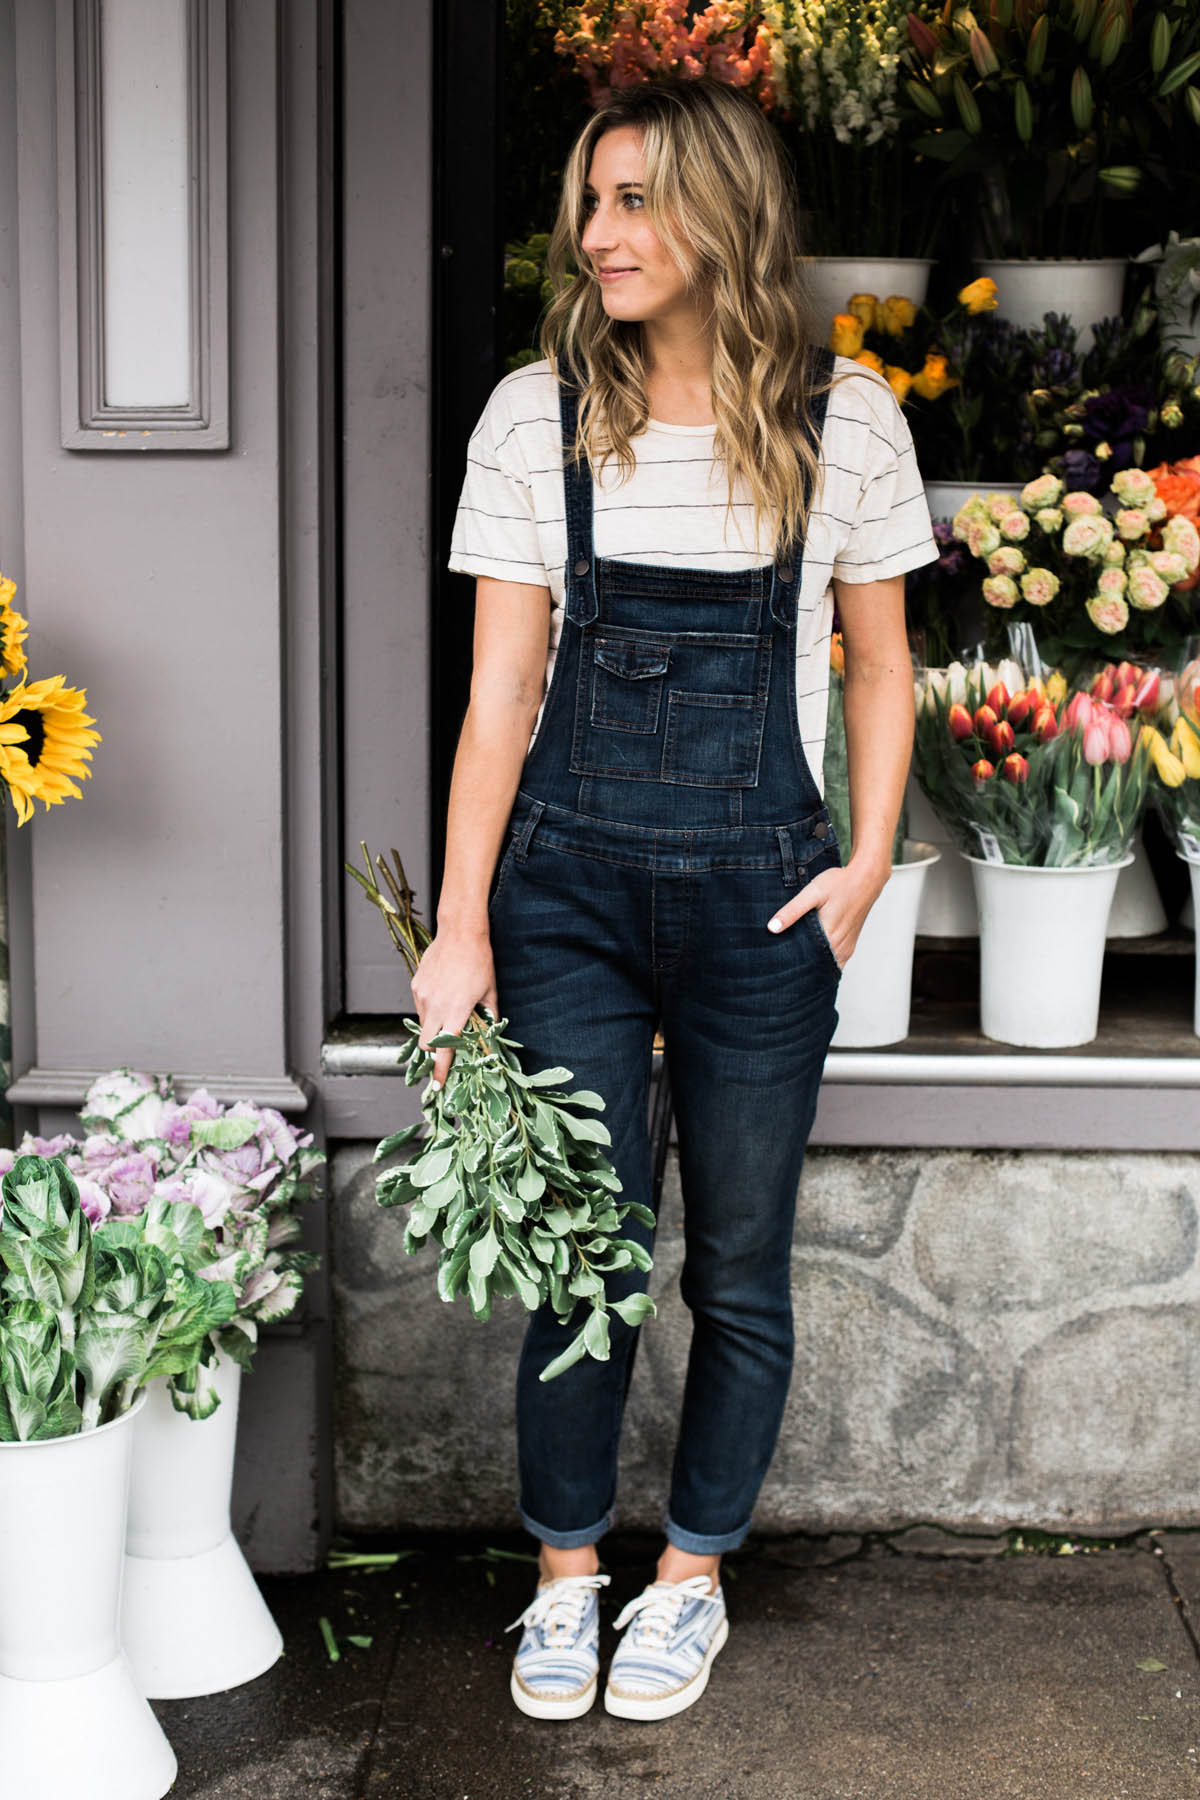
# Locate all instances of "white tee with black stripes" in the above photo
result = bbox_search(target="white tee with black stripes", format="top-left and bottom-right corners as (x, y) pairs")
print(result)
(448, 356), (937, 786)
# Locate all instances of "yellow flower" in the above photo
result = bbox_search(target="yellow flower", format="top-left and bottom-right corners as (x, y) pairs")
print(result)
(0, 675), (101, 825)
(847, 293), (877, 329)
(855, 350), (885, 373)
(884, 364), (914, 402)
(958, 277), (999, 315)
(911, 352), (958, 401)
(830, 632), (845, 676)
(1046, 670), (1068, 706)
(830, 313), (865, 357)
(878, 295), (918, 336)
(1143, 725), (1186, 788)
(1170, 719), (1200, 781)
(0, 574), (28, 679)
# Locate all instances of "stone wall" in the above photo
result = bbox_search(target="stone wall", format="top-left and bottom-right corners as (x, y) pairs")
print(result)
(332, 1142), (1200, 1537)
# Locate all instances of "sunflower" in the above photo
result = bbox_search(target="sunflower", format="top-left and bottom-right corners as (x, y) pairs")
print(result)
(0, 675), (101, 825)
(0, 574), (28, 679)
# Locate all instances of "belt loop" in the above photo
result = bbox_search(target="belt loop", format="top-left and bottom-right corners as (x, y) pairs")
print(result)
(775, 824), (797, 885)
(515, 799), (545, 863)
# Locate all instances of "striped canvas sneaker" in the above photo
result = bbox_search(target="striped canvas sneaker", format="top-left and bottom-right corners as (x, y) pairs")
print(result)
(506, 1572), (611, 1719)
(604, 1575), (728, 1720)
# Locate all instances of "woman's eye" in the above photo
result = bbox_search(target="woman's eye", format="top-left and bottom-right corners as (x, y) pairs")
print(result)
(622, 192), (644, 210)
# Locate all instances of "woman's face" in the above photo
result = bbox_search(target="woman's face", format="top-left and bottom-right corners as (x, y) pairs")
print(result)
(580, 126), (696, 327)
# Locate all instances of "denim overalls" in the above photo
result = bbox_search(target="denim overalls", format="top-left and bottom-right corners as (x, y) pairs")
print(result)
(487, 355), (842, 1556)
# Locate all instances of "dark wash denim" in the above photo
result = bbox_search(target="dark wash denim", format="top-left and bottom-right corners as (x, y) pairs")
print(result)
(486, 356), (842, 1555)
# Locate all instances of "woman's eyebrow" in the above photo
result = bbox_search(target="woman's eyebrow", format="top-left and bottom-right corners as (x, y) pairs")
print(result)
(582, 180), (644, 194)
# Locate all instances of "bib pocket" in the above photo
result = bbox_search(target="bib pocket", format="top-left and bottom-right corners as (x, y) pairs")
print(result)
(590, 637), (670, 734)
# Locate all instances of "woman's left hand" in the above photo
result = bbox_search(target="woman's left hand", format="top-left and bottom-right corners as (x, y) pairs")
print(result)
(765, 858), (889, 970)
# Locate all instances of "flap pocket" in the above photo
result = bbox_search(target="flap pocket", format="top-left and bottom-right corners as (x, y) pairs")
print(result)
(593, 640), (671, 681)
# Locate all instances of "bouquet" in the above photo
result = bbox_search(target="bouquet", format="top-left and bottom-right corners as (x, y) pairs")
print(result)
(18, 1069), (324, 1415)
(349, 845), (656, 1383)
(539, 1), (776, 107)
(913, 658), (1150, 866)
(0, 1155), (237, 1440)
(1146, 650), (1200, 852)
(0, 572), (99, 825)
(953, 470), (1200, 668)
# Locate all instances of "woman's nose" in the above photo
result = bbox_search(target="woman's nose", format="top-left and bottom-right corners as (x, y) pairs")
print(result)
(581, 205), (616, 255)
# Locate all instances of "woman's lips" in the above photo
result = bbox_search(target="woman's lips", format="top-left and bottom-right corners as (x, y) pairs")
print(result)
(598, 267), (638, 283)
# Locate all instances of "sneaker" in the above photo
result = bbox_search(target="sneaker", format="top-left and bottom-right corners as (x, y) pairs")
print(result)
(506, 1572), (611, 1719)
(604, 1575), (729, 1721)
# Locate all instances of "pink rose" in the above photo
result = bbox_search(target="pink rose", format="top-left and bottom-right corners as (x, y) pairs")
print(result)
(982, 574), (1019, 609)
(1127, 565), (1170, 611)
(1115, 508), (1149, 541)
(1086, 593), (1130, 634)
(1097, 567), (1127, 598)
(1000, 511), (1030, 542)
(988, 547), (1025, 576)
(1020, 473), (1063, 512)
(1020, 568), (1060, 607)
(1063, 515), (1114, 560)
(1062, 491), (1104, 517)
(965, 519), (1002, 558)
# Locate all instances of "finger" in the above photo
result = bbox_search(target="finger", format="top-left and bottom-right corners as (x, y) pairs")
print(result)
(766, 878), (829, 934)
(431, 1044), (455, 1091)
(482, 982), (500, 1021)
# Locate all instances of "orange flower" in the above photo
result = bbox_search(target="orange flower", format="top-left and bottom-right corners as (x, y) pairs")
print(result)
(855, 350), (885, 373)
(847, 293), (877, 329)
(884, 364), (914, 402)
(911, 352), (958, 401)
(1147, 456), (1200, 523)
(878, 295), (918, 336)
(830, 313), (865, 357)
(957, 277), (999, 315)
(830, 632), (845, 676)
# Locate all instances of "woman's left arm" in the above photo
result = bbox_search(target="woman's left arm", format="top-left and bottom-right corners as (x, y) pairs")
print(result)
(766, 573), (913, 967)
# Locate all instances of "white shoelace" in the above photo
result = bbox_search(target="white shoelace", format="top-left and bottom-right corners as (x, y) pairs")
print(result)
(505, 1572), (611, 1643)
(612, 1575), (722, 1644)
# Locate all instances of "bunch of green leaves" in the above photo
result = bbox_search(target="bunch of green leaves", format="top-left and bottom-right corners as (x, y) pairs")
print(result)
(0, 1156), (238, 1439)
(348, 845), (657, 1383)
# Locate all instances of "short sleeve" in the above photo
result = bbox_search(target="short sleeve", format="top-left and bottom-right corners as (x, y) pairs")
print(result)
(832, 375), (939, 585)
(448, 381), (550, 587)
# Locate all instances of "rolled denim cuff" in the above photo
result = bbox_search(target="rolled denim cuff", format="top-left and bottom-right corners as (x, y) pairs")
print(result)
(664, 1511), (752, 1556)
(520, 1504), (613, 1551)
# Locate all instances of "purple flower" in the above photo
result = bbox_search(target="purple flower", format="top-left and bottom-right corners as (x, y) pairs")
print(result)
(1079, 385), (1152, 469)
(19, 1132), (77, 1157)
(1063, 448), (1104, 493)
(100, 1150), (160, 1218)
(160, 1088), (223, 1152)
(75, 1175), (112, 1224)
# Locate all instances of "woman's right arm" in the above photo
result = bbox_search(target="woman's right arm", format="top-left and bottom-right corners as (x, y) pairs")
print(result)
(411, 575), (551, 1086)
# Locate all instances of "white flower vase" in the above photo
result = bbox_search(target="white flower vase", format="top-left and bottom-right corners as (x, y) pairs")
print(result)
(121, 1350), (283, 1699)
(1179, 850), (1200, 1032)
(1106, 829), (1168, 938)
(831, 843), (940, 1048)
(975, 258), (1126, 354)
(805, 257), (934, 340)
(968, 855), (1132, 1047)
(0, 1395), (178, 1800)
(905, 774), (978, 937)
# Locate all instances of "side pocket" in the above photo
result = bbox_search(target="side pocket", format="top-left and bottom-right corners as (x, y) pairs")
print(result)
(806, 904), (843, 980)
(487, 834), (518, 914)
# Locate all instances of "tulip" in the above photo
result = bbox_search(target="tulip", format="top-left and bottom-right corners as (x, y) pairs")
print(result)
(1144, 725), (1186, 787)
(947, 702), (974, 740)
(911, 352), (958, 401)
(1063, 691), (1094, 732)
(1107, 715), (1133, 763)
(988, 719), (1016, 757)
(1114, 660), (1138, 690)
(986, 680), (1010, 714)
(885, 364), (914, 402)
(1001, 752), (1030, 784)
(1032, 706), (1059, 742)
(1082, 718), (1110, 765)
(1046, 670), (1068, 706)
(830, 313), (865, 357)
(1134, 669), (1160, 713)
(958, 277), (999, 316)
(847, 293), (877, 330)
(1091, 669), (1115, 701)
(1112, 682), (1137, 719)
(855, 350), (885, 373)
(1007, 690), (1034, 728)
(996, 658), (1024, 695)
(971, 758), (996, 784)
(830, 632), (845, 676)
(1172, 720), (1200, 781)
(974, 703), (999, 736)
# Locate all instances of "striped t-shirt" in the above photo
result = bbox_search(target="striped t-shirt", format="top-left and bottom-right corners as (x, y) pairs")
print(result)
(448, 356), (937, 787)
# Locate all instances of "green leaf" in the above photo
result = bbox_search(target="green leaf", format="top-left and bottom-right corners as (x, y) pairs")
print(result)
(609, 1292), (656, 1328)
(516, 1164), (546, 1203)
(556, 1112), (611, 1146)
(190, 1116), (259, 1152)
(583, 1305), (610, 1361)
(373, 1123), (424, 1161)
(408, 1142), (456, 1189)
(563, 1090), (606, 1110)
(469, 1226), (501, 1281)
(538, 1327), (588, 1382)
(524, 1066), (575, 1087)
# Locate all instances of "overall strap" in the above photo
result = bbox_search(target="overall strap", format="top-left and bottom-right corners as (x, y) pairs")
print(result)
(770, 344), (837, 630)
(558, 368), (599, 626)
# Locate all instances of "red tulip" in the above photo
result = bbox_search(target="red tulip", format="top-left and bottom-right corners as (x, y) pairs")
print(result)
(1114, 660), (1139, 690)
(1082, 718), (1110, 765)
(987, 719), (1016, 757)
(947, 702), (974, 741)
(971, 758), (996, 784)
(986, 681), (1011, 715)
(1091, 669), (1115, 702)
(1007, 690), (1034, 729)
(1134, 670), (1160, 713)
(1032, 705), (1059, 742)
(973, 703), (999, 736)
(1108, 715), (1133, 763)
(1001, 752), (1030, 783)
(1112, 682), (1137, 719)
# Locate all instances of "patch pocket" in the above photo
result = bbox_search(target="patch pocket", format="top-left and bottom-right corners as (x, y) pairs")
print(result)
(661, 690), (767, 788)
(590, 638), (670, 734)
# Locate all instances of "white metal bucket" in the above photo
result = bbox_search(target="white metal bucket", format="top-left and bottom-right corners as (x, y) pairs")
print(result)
(831, 844), (940, 1048)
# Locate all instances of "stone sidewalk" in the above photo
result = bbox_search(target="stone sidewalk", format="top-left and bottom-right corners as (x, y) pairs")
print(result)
(155, 1527), (1200, 1799)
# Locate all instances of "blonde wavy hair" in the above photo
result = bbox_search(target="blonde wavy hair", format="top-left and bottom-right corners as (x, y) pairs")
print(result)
(539, 77), (841, 555)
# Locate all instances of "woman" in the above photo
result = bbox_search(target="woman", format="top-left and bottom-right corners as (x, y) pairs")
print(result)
(428, 77), (935, 1722)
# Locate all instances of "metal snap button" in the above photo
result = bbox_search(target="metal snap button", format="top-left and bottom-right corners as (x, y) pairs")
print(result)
(573, 558), (590, 577)
(814, 819), (829, 840)
(777, 563), (794, 583)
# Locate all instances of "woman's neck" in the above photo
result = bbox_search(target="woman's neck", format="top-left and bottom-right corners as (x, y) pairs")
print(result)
(642, 314), (714, 427)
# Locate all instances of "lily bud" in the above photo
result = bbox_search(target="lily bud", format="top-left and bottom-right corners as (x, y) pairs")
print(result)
(1150, 11), (1172, 74)
(1001, 752), (1030, 783)
(954, 72), (983, 134)
(988, 719), (1016, 757)
(907, 10), (939, 57)
(906, 78), (944, 118)
(1072, 0), (1098, 42)
(1108, 715), (1133, 763)
(1026, 13), (1049, 75)
(1082, 719), (1110, 765)
(948, 702), (974, 740)
(970, 25), (1000, 74)
(974, 703), (999, 736)
(1007, 690), (1034, 729)
(1187, 84), (1200, 130)
(1098, 165), (1142, 195)
(986, 681), (1010, 714)
(1033, 705), (1059, 741)
(1070, 66), (1094, 131)
(1097, 7), (1126, 66)
(1013, 79), (1034, 143)
(972, 758), (996, 784)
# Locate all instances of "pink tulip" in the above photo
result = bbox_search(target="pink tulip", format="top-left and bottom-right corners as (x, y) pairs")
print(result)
(1082, 718), (1110, 765)
(1107, 715), (1133, 763)
(1134, 670), (1160, 713)
(1063, 692), (1094, 732)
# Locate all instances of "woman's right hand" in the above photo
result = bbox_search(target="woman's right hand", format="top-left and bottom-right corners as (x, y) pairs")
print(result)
(410, 925), (500, 1089)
